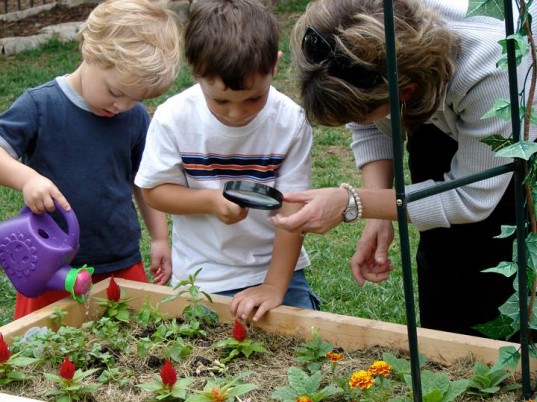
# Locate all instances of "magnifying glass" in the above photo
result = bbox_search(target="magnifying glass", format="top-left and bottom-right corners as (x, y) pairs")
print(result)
(223, 180), (283, 210)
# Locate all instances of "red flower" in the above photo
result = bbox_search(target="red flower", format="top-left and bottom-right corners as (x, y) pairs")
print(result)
(0, 334), (10, 363)
(106, 276), (121, 302)
(59, 355), (76, 380)
(232, 319), (247, 342)
(160, 359), (177, 388)
(212, 388), (225, 402)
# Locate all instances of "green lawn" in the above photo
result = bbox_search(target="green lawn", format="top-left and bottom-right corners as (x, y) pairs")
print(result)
(0, 2), (419, 326)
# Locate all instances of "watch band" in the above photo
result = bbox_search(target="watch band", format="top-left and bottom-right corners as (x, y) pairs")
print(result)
(340, 182), (363, 221)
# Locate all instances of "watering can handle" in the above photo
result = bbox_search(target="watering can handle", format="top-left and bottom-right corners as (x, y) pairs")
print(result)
(20, 200), (80, 249)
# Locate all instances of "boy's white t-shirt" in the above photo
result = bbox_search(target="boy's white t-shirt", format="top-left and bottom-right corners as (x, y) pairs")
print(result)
(135, 84), (312, 292)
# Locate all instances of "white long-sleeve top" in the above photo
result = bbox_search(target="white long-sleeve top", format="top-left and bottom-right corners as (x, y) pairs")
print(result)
(349, 0), (537, 231)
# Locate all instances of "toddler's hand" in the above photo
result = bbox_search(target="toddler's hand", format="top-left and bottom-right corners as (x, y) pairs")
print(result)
(22, 175), (70, 213)
(149, 238), (172, 285)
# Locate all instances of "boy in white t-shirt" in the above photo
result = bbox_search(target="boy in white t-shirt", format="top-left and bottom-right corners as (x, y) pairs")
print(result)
(134, 0), (319, 322)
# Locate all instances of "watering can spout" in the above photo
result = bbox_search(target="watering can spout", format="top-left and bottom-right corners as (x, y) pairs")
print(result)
(0, 201), (93, 300)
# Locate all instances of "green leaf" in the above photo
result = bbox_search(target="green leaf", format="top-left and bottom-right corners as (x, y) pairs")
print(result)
(497, 34), (529, 68)
(6, 371), (34, 381)
(382, 351), (418, 380)
(9, 356), (39, 366)
(444, 379), (470, 400)
(496, 141), (537, 160)
(73, 367), (100, 381)
(171, 386), (189, 399)
(171, 389), (188, 399)
(473, 314), (515, 339)
(421, 370), (449, 395)
(271, 386), (299, 401)
(466, 0), (505, 19)
(481, 134), (513, 152)
(482, 261), (518, 277)
(493, 346), (520, 371)
(137, 381), (163, 392)
(43, 373), (62, 382)
(498, 294), (523, 322)
(302, 370), (322, 394)
(422, 388), (444, 402)
(288, 366), (312, 391)
(493, 225), (517, 238)
(160, 293), (180, 304)
(481, 99), (513, 121)
(475, 385), (501, 394)
(185, 395), (211, 402)
(318, 384), (343, 398)
(228, 383), (257, 396)
(526, 233), (537, 270)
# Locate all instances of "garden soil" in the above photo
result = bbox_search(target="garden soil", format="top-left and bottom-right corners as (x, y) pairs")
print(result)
(1, 2), (96, 38)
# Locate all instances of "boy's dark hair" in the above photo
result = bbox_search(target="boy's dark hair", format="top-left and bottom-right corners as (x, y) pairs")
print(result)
(185, 0), (279, 90)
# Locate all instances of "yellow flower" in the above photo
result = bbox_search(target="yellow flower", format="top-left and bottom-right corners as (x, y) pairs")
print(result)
(368, 360), (392, 377)
(325, 351), (344, 362)
(349, 370), (375, 389)
(296, 396), (313, 402)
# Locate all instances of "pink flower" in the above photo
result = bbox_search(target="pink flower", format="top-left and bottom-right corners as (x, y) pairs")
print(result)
(160, 359), (177, 388)
(0, 334), (10, 363)
(106, 276), (121, 302)
(59, 356), (76, 380)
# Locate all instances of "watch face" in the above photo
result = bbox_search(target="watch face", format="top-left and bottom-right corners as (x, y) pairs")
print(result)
(344, 207), (358, 222)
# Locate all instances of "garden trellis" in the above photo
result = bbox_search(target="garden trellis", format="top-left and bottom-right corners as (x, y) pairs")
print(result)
(383, 0), (537, 400)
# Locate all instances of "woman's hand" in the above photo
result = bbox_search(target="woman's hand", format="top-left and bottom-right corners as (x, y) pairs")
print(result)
(270, 188), (347, 234)
(350, 219), (394, 285)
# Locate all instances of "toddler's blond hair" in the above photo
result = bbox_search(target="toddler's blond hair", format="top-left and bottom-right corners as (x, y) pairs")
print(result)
(79, 0), (182, 98)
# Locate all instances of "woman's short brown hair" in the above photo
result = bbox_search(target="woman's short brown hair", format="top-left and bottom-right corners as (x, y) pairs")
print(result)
(291, 0), (460, 129)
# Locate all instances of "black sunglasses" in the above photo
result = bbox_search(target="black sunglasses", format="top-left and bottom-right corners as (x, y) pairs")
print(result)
(301, 26), (382, 89)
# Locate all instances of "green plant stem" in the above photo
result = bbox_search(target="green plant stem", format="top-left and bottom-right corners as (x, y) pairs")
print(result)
(520, 0), (537, 320)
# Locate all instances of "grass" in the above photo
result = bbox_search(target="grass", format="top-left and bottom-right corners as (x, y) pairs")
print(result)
(0, 2), (419, 328)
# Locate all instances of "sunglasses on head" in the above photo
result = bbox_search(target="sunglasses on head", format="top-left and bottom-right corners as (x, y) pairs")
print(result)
(301, 26), (382, 89)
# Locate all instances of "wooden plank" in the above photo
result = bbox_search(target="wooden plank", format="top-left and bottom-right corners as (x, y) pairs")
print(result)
(0, 278), (531, 370)
(0, 393), (42, 402)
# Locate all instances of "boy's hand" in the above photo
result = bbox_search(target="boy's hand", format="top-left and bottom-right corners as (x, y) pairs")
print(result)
(230, 283), (284, 322)
(213, 195), (249, 224)
(149, 238), (172, 285)
(22, 175), (70, 213)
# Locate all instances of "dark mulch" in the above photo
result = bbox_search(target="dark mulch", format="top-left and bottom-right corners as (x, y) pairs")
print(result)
(1, 3), (96, 38)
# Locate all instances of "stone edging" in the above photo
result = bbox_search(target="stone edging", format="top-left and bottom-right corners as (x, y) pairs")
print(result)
(1, 22), (83, 56)
(0, 0), (191, 56)
(0, 0), (275, 56)
(0, 0), (100, 56)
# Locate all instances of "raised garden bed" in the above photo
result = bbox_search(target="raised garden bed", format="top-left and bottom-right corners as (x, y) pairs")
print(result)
(0, 278), (533, 401)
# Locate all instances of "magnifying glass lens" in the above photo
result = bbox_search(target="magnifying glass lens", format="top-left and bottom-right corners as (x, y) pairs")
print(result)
(223, 181), (283, 210)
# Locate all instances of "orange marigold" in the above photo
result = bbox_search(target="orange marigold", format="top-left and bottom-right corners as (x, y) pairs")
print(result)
(325, 351), (344, 362)
(349, 370), (375, 389)
(296, 396), (313, 402)
(368, 360), (392, 377)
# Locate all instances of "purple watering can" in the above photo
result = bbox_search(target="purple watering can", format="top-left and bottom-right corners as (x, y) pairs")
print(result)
(0, 201), (93, 302)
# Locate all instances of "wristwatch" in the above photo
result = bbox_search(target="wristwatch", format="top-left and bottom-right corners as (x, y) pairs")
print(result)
(342, 189), (359, 223)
